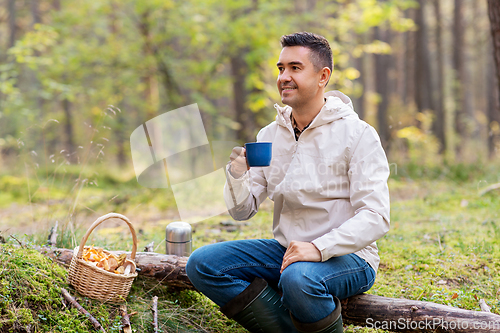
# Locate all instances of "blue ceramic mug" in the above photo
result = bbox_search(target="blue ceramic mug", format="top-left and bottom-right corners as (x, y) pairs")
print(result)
(245, 142), (272, 167)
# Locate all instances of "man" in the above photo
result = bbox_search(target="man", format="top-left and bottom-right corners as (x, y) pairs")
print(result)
(186, 32), (390, 333)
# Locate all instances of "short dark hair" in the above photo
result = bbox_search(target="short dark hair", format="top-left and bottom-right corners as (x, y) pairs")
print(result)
(280, 32), (333, 74)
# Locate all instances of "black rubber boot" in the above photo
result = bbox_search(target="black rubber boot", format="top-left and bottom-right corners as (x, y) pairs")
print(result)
(220, 278), (299, 333)
(291, 296), (343, 333)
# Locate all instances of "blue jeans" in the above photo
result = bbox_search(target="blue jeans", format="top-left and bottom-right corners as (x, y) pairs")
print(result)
(186, 239), (376, 323)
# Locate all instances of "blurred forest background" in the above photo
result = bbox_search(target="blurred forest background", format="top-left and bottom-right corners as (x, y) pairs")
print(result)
(1, 0), (499, 175)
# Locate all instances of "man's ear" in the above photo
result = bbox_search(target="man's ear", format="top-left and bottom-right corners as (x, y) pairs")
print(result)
(319, 67), (331, 88)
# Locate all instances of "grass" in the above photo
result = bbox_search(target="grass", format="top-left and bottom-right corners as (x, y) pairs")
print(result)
(0, 242), (242, 332)
(0, 244), (116, 332)
(1, 163), (500, 332)
(375, 180), (500, 311)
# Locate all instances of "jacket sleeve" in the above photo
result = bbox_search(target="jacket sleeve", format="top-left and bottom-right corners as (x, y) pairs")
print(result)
(311, 125), (391, 261)
(223, 140), (270, 221)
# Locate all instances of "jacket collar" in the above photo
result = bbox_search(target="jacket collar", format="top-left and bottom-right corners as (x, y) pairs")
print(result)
(274, 90), (357, 129)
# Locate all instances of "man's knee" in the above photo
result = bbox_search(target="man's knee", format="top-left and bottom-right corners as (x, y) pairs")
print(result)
(280, 264), (305, 290)
(185, 247), (202, 280)
(186, 242), (235, 281)
(186, 244), (216, 281)
(279, 263), (326, 298)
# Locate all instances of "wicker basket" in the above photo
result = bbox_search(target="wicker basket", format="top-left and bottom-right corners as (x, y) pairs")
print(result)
(68, 213), (138, 303)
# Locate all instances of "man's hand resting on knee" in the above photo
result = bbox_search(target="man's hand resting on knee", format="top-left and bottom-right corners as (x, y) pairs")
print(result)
(280, 241), (322, 273)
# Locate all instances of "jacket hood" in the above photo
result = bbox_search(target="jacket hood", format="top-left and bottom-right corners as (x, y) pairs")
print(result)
(274, 90), (357, 129)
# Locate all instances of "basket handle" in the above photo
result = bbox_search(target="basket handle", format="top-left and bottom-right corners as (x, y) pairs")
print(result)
(76, 213), (138, 261)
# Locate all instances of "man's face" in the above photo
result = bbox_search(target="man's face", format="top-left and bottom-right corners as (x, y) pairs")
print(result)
(276, 46), (323, 109)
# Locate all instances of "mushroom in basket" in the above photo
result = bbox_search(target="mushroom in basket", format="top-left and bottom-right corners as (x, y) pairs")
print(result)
(82, 247), (134, 275)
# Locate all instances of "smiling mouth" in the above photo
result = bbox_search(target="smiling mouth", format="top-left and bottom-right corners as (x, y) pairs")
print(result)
(281, 87), (296, 92)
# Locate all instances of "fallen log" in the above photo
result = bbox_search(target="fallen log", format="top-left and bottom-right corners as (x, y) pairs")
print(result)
(42, 247), (500, 332)
(40, 247), (193, 290)
(341, 294), (500, 333)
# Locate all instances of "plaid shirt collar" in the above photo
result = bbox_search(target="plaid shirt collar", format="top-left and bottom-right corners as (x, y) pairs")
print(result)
(291, 113), (312, 141)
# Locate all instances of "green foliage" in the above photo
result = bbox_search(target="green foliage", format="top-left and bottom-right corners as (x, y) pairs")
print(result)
(0, 0), (417, 163)
(0, 175), (28, 202)
(395, 111), (441, 165)
(8, 24), (59, 70)
(390, 160), (500, 183)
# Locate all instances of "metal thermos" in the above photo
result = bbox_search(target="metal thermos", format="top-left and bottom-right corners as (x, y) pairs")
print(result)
(166, 221), (192, 256)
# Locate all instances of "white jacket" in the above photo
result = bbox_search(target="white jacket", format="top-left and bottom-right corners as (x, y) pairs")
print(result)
(224, 91), (390, 272)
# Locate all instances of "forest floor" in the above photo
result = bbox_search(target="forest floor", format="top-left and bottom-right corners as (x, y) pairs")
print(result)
(1, 165), (500, 332)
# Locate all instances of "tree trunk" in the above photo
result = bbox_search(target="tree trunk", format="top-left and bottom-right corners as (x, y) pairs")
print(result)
(8, 0), (16, 48)
(354, 54), (365, 120)
(404, 9), (416, 106)
(62, 98), (76, 163)
(137, 9), (184, 112)
(229, 2), (259, 144)
(393, 29), (406, 107)
(353, 34), (366, 120)
(31, 0), (41, 26)
(462, 0), (475, 136)
(109, 2), (127, 167)
(231, 51), (255, 143)
(138, 11), (160, 120)
(487, 72), (499, 158)
(453, 0), (466, 155)
(374, 26), (391, 148)
(470, 1), (483, 142)
(116, 112), (127, 167)
(487, 0), (500, 158)
(31, 0), (44, 119)
(41, 247), (500, 332)
(52, 0), (61, 10)
(487, 41), (499, 159)
(432, 0), (446, 153)
(415, 0), (435, 117)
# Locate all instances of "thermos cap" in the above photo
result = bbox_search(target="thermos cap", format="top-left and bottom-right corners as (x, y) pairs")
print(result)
(166, 221), (192, 243)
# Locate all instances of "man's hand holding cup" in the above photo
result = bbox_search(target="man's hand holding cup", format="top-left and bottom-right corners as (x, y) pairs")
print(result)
(229, 142), (273, 178)
(229, 147), (249, 178)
